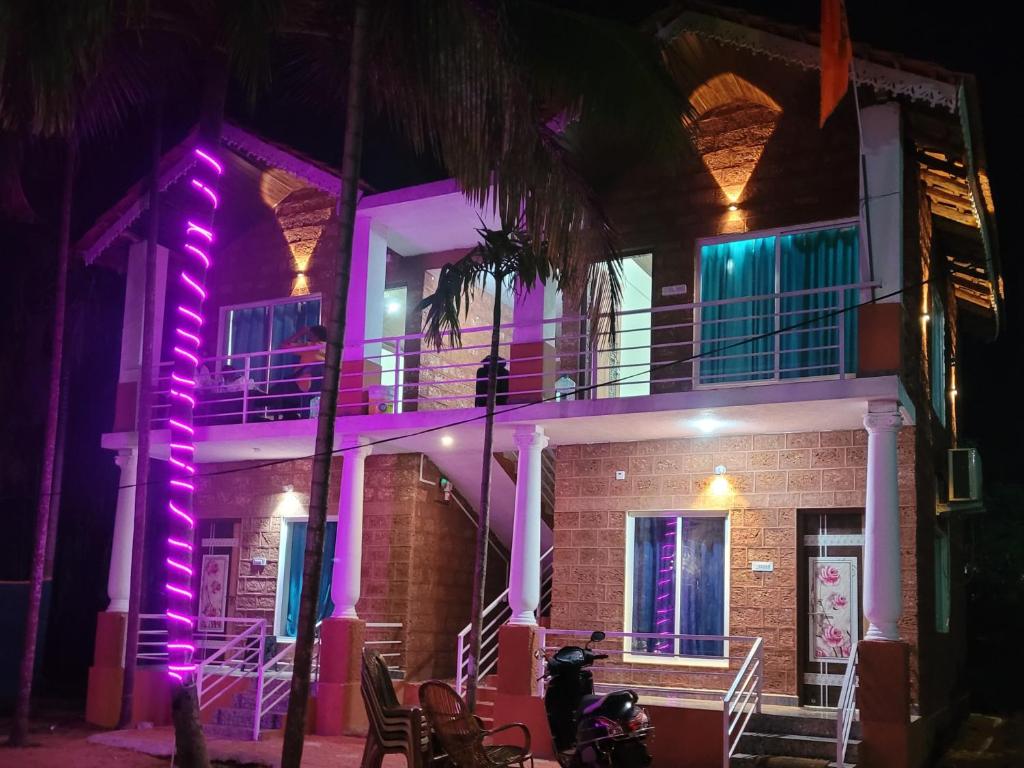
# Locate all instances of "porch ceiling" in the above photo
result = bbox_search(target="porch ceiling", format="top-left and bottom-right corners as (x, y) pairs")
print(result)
(102, 376), (911, 464)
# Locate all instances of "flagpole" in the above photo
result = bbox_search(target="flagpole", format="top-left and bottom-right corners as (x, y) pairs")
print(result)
(849, 55), (878, 301)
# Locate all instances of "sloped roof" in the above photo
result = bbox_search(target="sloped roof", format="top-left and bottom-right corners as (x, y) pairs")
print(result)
(76, 122), (369, 264)
(656, 1), (1002, 332)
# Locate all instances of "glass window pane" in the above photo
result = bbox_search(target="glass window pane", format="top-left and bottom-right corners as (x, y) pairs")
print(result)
(284, 520), (337, 636)
(699, 238), (776, 384)
(268, 299), (322, 383)
(630, 516), (678, 655)
(224, 306), (269, 359)
(677, 517), (726, 656)
(778, 227), (859, 378)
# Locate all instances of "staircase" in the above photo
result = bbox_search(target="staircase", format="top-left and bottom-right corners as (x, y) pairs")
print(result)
(731, 712), (861, 767)
(203, 688), (289, 740)
(474, 675), (499, 728)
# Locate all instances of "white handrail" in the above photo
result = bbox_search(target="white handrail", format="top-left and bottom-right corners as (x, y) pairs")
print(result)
(195, 618), (266, 711)
(455, 547), (554, 696)
(836, 641), (860, 766)
(722, 637), (764, 766)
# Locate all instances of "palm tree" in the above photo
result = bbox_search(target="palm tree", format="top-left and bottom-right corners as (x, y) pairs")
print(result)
(418, 222), (618, 709)
(0, 3), (150, 746)
(280, 2), (691, 761)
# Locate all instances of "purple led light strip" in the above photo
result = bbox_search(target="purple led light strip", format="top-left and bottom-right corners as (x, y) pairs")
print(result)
(653, 520), (677, 653)
(165, 147), (222, 684)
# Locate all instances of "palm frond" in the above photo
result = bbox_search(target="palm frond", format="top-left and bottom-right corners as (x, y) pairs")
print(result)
(417, 253), (490, 350)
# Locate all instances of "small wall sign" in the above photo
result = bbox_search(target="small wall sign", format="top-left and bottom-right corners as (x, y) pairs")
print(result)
(661, 284), (688, 297)
(751, 561), (774, 572)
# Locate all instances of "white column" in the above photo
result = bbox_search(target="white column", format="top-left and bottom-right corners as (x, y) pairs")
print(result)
(508, 425), (549, 625)
(863, 403), (903, 641)
(344, 217), (387, 362)
(331, 437), (372, 619)
(860, 103), (903, 301)
(107, 449), (138, 613)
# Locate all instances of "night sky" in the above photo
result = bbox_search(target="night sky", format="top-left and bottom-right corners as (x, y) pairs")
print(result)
(0, 1), (1018, 707)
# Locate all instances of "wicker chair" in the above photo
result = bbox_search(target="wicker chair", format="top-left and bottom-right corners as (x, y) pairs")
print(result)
(418, 680), (533, 768)
(360, 648), (431, 768)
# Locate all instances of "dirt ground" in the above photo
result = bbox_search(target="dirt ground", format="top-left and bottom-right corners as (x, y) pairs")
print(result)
(936, 713), (1024, 768)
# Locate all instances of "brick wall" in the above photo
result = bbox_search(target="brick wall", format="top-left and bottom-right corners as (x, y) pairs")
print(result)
(195, 452), (483, 678)
(550, 428), (919, 699)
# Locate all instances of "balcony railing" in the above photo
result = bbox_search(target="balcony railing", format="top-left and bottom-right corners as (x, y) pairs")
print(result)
(148, 283), (874, 429)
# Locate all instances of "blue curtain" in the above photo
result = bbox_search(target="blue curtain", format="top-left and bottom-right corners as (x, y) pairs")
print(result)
(284, 521), (337, 636)
(929, 290), (946, 423)
(778, 227), (859, 378)
(677, 518), (725, 657)
(699, 238), (776, 384)
(631, 517), (677, 655)
(224, 306), (269, 377)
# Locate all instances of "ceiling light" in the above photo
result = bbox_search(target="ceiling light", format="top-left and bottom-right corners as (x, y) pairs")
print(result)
(386, 301), (401, 315)
(714, 465), (727, 476)
(440, 435), (454, 447)
(727, 204), (738, 212)
(693, 416), (720, 434)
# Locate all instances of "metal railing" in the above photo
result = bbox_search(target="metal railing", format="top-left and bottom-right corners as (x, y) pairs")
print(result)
(723, 637), (764, 766)
(535, 629), (763, 767)
(455, 547), (554, 696)
(147, 283), (875, 429)
(195, 619), (267, 718)
(136, 614), (265, 667)
(836, 641), (860, 767)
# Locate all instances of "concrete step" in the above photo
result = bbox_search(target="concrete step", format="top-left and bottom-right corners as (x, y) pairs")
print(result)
(232, 690), (290, 714)
(214, 706), (285, 731)
(738, 732), (860, 764)
(749, 713), (861, 741)
(731, 754), (855, 768)
(202, 722), (258, 741)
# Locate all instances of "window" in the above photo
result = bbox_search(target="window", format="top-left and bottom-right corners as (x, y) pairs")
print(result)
(929, 289), (947, 425)
(698, 224), (859, 384)
(278, 520), (337, 636)
(221, 296), (322, 383)
(626, 513), (727, 658)
(935, 525), (950, 633)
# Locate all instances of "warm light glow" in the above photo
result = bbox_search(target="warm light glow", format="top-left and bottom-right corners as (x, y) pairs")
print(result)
(921, 313), (931, 323)
(291, 272), (310, 296)
(709, 475), (731, 497)
(727, 204), (738, 212)
(274, 489), (305, 518)
(692, 416), (720, 434)
(440, 435), (455, 447)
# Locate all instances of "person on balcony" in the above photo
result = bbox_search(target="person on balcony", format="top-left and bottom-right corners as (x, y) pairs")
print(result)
(273, 324), (327, 418)
(475, 355), (510, 407)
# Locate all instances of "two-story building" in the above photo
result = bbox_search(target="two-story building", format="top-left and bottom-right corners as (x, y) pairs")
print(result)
(80, 5), (1000, 766)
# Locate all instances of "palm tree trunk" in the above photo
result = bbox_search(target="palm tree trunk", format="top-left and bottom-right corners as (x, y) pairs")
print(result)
(467, 274), (504, 712)
(8, 137), (75, 747)
(281, 1), (368, 765)
(171, 52), (229, 768)
(119, 96), (162, 729)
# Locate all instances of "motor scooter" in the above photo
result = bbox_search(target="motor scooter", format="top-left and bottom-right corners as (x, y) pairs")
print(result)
(540, 630), (653, 768)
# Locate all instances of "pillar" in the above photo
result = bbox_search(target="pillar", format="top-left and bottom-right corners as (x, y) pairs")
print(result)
(508, 425), (549, 625)
(340, 218), (387, 414)
(107, 449), (138, 613)
(863, 403), (903, 641)
(330, 437), (371, 619)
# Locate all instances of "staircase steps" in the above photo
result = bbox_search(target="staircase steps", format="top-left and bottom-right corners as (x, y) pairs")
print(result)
(475, 679), (498, 729)
(203, 688), (290, 740)
(730, 712), (860, 767)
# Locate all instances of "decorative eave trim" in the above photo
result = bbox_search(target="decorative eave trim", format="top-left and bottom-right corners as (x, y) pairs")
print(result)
(660, 11), (959, 112)
(221, 124), (342, 196)
(79, 139), (197, 264)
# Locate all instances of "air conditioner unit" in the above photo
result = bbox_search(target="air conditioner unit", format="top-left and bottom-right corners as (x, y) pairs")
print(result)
(948, 448), (982, 502)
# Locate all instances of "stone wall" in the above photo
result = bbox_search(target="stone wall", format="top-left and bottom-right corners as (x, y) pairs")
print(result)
(550, 428), (919, 699)
(195, 452), (485, 678)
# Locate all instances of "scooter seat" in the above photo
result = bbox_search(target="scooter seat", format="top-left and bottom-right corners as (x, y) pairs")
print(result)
(580, 689), (638, 718)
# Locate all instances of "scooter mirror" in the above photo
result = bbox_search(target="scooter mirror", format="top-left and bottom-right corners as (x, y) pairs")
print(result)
(590, 630), (606, 643)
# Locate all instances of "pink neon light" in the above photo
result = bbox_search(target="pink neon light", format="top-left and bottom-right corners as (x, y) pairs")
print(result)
(167, 642), (196, 652)
(175, 328), (201, 346)
(166, 558), (193, 576)
(169, 671), (183, 682)
(179, 271), (207, 300)
(167, 537), (193, 551)
(168, 501), (195, 528)
(166, 584), (193, 599)
(177, 306), (204, 325)
(168, 664), (197, 673)
(170, 443), (196, 453)
(172, 346), (200, 366)
(193, 148), (224, 175)
(168, 456), (196, 475)
(166, 610), (194, 627)
(183, 243), (211, 268)
(171, 373), (196, 387)
(168, 419), (194, 435)
(190, 178), (219, 208)
(170, 388), (197, 407)
(186, 221), (214, 242)
(169, 479), (195, 492)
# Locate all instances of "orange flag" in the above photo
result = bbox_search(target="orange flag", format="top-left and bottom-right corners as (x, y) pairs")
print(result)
(820, 0), (853, 127)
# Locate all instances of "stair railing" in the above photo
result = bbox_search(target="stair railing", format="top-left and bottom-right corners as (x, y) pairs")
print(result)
(722, 636), (764, 767)
(836, 641), (860, 767)
(455, 546), (554, 696)
(195, 618), (266, 714)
